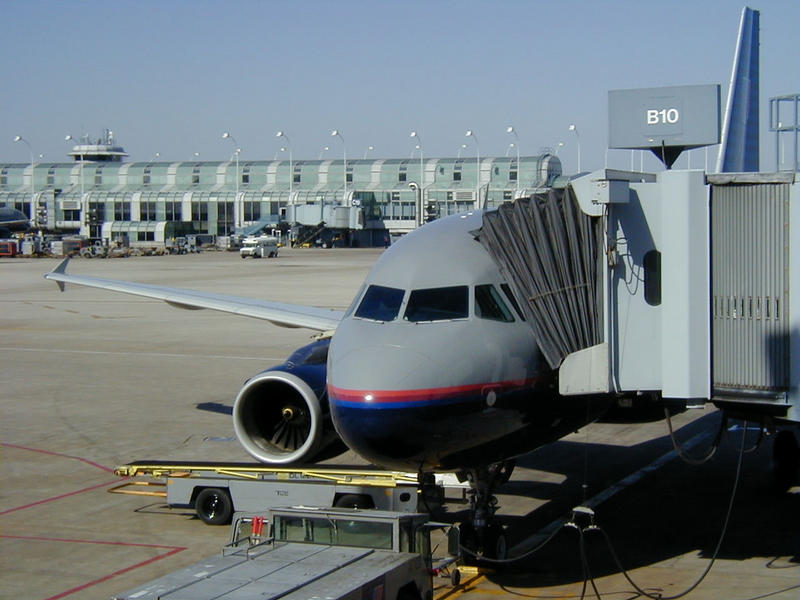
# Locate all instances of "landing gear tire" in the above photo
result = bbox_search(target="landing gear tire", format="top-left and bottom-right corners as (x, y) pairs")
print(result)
(773, 430), (799, 492)
(195, 487), (233, 525)
(458, 520), (507, 562)
(484, 523), (507, 560)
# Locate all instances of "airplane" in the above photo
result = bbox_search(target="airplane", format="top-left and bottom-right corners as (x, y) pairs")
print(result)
(44, 210), (616, 556)
(0, 205), (31, 237)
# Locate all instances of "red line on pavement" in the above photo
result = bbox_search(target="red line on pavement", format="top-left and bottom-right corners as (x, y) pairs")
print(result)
(0, 442), (125, 516)
(0, 442), (114, 473)
(0, 479), (122, 516)
(2, 534), (186, 600)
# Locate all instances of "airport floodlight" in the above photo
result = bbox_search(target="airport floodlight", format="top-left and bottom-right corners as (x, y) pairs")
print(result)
(330, 130), (347, 201)
(506, 126), (521, 191)
(221, 132), (240, 234)
(14, 135), (35, 229)
(409, 132), (424, 225)
(465, 131), (481, 203)
(276, 133), (295, 205)
(64, 134), (86, 199)
(568, 124), (581, 172)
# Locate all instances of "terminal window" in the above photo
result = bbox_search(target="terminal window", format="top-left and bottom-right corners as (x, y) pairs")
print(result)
(114, 202), (131, 221)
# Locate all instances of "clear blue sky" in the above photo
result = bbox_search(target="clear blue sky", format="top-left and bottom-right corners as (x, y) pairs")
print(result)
(1, 0), (797, 174)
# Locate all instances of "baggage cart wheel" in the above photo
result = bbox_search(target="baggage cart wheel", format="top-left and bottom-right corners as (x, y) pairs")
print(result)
(195, 487), (233, 525)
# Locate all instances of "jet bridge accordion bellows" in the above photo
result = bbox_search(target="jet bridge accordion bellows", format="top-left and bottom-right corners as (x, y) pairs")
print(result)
(477, 187), (604, 370)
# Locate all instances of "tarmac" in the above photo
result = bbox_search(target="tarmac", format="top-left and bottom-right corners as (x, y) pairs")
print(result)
(1, 248), (798, 600)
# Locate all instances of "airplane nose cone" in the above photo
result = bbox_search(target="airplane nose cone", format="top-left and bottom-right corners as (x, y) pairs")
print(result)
(327, 330), (479, 471)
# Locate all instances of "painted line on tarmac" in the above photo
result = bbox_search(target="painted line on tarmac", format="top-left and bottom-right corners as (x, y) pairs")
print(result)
(0, 479), (120, 516)
(510, 427), (714, 555)
(1, 442), (114, 472)
(2, 534), (186, 600)
(0, 443), (118, 516)
(1, 346), (281, 361)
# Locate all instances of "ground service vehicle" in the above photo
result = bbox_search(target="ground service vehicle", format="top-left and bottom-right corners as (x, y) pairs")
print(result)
(111, 462), (467, 525)
(112, 505), (461, 600)
(240, 235), (279, 258)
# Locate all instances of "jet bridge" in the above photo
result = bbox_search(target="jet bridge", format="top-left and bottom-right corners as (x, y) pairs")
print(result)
(479, 169), (800, 425)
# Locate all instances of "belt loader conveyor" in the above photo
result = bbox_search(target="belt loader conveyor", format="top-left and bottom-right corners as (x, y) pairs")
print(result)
(109, 461), (469, 524)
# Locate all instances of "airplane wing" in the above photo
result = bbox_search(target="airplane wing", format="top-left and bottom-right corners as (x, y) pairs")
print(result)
(44, 258), (344, 332)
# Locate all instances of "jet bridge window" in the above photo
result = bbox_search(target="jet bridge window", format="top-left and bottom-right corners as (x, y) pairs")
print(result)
(644, 250), (661, 306)
(405, 286), (468, 322)
(355, 285), (405, 322)
(475, 284), (514, 322)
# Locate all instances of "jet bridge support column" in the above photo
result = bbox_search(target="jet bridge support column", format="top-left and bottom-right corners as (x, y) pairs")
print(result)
(658, 170), (710, 404)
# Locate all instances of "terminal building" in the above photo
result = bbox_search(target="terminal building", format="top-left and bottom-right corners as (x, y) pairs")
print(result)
(0, 131), (562, 245)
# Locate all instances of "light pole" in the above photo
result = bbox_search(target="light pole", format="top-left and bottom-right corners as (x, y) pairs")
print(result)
(276, 131), (293, 206)
(318, 146), (329, 160)
(506, 126), (520, 194)
(465, 130), (480, 206)
(221, 132), (240, 235)
(410, 132), (425, 225)
(64, 135), (84, 225)
(14, 135), (35, 228)
(363, 145), (374, 159)
(457, 143), (467, 159)
(408, 181), (423, 227)
(331, 130), (347, 203)
(568, 124), (581, 173)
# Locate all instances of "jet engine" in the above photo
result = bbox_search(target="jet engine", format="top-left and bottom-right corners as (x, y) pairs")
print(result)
(232, 338), (337, 464)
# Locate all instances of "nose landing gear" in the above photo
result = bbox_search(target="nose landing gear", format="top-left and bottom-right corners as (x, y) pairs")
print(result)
(458, 460), (515, 561)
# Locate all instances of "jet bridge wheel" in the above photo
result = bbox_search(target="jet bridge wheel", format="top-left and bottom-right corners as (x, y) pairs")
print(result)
(195, 487), (233, 525)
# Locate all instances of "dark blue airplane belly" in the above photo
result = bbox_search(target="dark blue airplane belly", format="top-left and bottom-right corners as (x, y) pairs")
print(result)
(328, 384), (608, 472)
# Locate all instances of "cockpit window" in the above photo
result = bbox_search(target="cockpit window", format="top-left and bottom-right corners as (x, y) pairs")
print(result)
(354, 285), (405, 322)
(500, 283), (526, 321)
(475, 285), (515, 322)
(404, 286), (468, 322)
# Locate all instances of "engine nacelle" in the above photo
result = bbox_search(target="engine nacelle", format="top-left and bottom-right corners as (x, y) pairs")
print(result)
(232, 339), (335, 464)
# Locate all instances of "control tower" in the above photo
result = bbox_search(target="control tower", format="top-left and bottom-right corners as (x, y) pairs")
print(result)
(67, 129), (128, 162)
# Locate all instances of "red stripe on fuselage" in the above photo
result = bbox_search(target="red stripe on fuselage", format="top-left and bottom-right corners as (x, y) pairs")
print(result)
(328, 377), (542, 405)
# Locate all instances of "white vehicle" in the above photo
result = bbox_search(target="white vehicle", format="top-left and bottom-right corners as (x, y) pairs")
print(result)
(239, 235), (279, 258)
